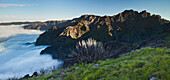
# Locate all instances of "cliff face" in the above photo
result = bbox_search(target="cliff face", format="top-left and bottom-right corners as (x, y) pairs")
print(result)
(33, 10), (170, 66)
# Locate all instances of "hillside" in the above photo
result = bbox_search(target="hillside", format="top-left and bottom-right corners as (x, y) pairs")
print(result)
(23, 47), (170, 80)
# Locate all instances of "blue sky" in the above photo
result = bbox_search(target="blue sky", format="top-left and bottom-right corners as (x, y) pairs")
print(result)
(0, 0), (170, 21)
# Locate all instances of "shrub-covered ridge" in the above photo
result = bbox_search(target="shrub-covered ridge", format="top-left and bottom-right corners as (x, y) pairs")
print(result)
(24, 47), (170, 80)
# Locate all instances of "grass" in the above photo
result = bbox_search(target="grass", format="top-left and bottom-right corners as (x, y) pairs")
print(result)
(23, 47), (170, 80)
(68, 38), (110, 64)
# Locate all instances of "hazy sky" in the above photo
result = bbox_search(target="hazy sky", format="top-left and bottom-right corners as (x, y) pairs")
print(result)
(0, 0), (170, 21)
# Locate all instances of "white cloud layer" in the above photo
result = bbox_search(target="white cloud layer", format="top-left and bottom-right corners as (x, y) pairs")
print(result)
(0, 25), (63, 79)
(0, 4), (26, 7)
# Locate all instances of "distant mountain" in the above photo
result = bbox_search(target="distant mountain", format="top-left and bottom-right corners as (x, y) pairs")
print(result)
(0, 22), (40, 25)
(23, 20), (72, 30)
(28, 10), (170, 66)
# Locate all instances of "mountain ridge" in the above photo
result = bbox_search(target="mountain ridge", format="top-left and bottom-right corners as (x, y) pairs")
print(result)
(24, 10), (169, 31)
(35, 9), (169, 45)
(26, 9), (170, 67)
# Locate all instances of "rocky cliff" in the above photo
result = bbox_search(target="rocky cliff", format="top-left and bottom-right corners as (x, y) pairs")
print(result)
(33, 10), (170, 66)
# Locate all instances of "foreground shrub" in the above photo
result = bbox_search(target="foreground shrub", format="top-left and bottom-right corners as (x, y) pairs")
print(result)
(68, 38), (111, 63)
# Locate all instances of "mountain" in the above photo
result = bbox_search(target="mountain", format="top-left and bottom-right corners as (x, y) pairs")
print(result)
(27, 10), (170, 67)
(0, 22), (40, 25)
(36, 10), (169, 44)
(23, 20), (72, 30)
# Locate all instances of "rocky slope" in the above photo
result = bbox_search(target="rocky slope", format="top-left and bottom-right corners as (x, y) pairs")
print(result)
(32, 10), (170, 66)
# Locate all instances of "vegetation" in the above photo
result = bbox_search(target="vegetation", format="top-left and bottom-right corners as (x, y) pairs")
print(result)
(68, 38), (110, 63)
(24, 47), (170, 80)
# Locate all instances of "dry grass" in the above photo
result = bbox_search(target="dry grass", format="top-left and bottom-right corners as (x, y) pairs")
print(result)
(68, 38), (111, 63)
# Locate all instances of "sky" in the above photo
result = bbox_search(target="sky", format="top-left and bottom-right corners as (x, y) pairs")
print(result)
(0, 0), (170, 21)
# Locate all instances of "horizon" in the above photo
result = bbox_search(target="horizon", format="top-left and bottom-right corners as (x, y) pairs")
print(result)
(0, 0), (170, 21)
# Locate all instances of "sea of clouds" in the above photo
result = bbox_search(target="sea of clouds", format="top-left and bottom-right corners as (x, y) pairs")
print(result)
(0, 25), (62, 79)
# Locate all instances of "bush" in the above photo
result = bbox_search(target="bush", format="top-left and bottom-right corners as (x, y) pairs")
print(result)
(68, 38), (111, 63)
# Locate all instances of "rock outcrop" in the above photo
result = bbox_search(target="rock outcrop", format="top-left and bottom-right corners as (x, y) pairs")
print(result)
(34, 10), (170, 67)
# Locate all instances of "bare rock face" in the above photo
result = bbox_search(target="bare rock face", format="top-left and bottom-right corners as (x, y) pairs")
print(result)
(34, 10), (170, 67)
(59, 21), (90, 39)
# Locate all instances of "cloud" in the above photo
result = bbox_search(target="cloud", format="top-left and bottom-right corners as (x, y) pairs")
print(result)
(0, 4), (26, 7)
